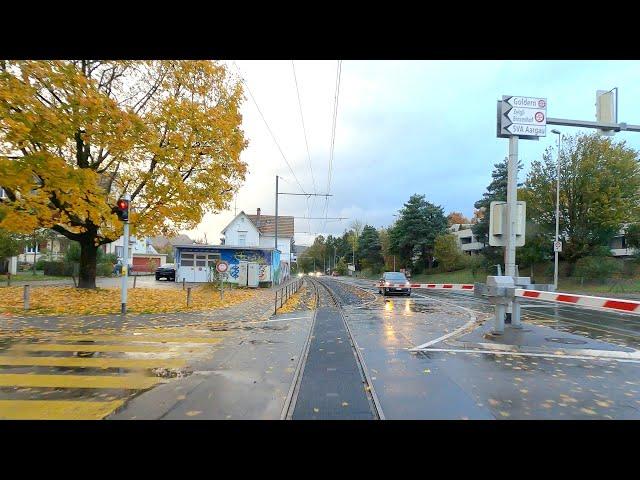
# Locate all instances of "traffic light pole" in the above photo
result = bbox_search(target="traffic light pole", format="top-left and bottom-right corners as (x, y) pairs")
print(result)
(120, 193), (131, 315)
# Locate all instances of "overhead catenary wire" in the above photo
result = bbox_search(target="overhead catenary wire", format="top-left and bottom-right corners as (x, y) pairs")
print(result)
(292, 61), (317, 235)
(322, 60), (342, 232)
(231, 61), (307, 196)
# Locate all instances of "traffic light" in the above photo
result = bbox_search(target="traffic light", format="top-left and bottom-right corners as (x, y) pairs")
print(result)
(115, 198), (129, 222)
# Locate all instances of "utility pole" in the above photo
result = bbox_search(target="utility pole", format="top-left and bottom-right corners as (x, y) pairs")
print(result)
(119, 193), (131, 315)
(275, 175), (278, 253)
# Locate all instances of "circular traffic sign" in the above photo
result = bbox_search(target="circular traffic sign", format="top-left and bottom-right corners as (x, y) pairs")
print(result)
(535, 112), (545, 122)
(538, 99), (546, 108)
(216, 261), (229, 273)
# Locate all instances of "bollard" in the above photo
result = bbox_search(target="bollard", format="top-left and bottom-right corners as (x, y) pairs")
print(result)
(23, 284), (30, 311)
(274, 290), (278, 314)
(511, 298), (522, 328)
(187, 287), (192, 307)
(133, 274), (137, 289)
(182, 278), (186, 291)
(7, 273), (11, 286)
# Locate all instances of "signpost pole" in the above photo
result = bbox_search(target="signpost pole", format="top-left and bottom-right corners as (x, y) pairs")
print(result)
(505, 135), (518, 279)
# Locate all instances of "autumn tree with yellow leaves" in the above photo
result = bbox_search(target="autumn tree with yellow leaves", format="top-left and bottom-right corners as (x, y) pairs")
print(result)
(0, 61), (247, 288)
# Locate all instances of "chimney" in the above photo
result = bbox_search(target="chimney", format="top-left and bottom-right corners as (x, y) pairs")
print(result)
(256, 208), (261, 226)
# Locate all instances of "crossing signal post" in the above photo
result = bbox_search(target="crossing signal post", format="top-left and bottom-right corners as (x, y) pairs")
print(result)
(116, 194), (131, 314)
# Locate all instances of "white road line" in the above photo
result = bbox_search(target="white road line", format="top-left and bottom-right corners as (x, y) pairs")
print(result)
(410, 347), (640, 364)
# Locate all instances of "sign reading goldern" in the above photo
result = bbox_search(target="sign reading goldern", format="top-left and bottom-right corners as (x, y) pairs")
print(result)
(498, 96), (547, 139)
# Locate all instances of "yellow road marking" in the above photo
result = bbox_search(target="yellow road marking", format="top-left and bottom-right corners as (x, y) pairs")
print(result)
(10, 343), (197, 353)
(0, 373), (159, 389)
(0, 400), (124, 420)
(53, 335), (223, 344)
(0, 356), (187, 369)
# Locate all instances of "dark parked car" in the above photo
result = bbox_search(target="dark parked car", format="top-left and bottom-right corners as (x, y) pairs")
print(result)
(378, 271), (411, 296)
(155, 263), (176, 281)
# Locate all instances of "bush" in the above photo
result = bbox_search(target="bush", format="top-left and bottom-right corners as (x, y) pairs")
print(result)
(35, 258), (47, 270)
(103, 253), (117, 265)
(466, 254), (487, 277)
(97, 262), (113, 277)
(574, 256), (622, 283)
(43, 261), (77, 276)
(65, 242), (106, 263)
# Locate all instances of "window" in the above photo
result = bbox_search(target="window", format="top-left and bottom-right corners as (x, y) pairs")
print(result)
(25, 244), (39, 254)
(181, 253), (194, 267)
(238, 231), (247, 246)
(115, 246), (123, 258)
(196, 254), (206, 267)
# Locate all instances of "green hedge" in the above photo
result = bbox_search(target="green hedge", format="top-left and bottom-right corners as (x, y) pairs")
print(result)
(43, 261), (76, 276)
(574, 256), (622, 283)
(97, 262), (113, 277)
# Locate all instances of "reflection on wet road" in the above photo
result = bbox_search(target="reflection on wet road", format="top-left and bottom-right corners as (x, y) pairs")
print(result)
(328, 277), (640, 419)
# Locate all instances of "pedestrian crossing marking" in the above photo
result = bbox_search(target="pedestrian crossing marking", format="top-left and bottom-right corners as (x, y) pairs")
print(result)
(53, 335), (223, 344)
(0, 373), (160, 390)
(0, 400), (124, 420)
(9, 343), (200, 353)
(0, 356), (187, 369)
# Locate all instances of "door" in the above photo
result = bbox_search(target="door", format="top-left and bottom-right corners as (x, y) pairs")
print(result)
(194, 254), (208, 282)
(238, 262), (248, 286)
(247, 263), (259, 287)
(179, 252), (196, 282)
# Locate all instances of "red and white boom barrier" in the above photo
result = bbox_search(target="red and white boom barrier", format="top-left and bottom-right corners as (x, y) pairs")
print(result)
(515, 289), (640, 315)
(377, 283), (475, 291)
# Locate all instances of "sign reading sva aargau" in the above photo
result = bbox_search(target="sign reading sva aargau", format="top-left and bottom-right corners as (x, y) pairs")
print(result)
(498, 96), (547, 139)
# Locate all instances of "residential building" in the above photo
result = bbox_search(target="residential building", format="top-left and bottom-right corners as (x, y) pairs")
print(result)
(448, 223), (484, 255)
(103, 235), (167, 272)
(221, 208), (295, 275)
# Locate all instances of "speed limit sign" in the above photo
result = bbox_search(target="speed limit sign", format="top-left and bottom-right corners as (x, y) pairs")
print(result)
(216, 261), (229, 273)
(553, 241), (562, 253)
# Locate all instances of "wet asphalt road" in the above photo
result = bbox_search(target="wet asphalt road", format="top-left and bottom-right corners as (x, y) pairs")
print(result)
(4, 276), (640, 419)
(322, 277), (640, 419)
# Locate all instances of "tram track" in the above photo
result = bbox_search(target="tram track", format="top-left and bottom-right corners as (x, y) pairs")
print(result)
(283, 276), (383, 420)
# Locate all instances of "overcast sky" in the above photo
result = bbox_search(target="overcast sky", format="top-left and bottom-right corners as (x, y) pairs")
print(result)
(182, 60), (640, 246)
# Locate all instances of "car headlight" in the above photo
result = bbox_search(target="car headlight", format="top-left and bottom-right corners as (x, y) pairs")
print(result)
(406, 282), (411, 287)
(385, 282), (390, 286)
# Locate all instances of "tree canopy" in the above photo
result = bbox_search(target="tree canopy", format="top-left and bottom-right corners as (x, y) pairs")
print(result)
(0, 60), (247, 287)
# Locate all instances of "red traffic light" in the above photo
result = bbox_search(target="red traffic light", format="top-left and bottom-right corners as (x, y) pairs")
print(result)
(115, 198), (129, 222)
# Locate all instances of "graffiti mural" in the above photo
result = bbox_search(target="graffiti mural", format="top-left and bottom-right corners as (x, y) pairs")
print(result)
(175, 246), (278, 284)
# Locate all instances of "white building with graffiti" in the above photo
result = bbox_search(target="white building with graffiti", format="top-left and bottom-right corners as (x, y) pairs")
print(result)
(173, 208), (294, 286)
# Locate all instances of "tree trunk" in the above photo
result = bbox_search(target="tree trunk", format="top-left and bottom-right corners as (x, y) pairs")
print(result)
(78, 239), (98, 289)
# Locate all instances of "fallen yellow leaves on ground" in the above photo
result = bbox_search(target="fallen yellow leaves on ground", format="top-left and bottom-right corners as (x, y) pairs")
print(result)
(0, 285), (257, 316)
(277, 287), (305, 314)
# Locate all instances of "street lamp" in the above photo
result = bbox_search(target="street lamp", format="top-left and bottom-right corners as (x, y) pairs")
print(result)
(551, 129), (562, 290)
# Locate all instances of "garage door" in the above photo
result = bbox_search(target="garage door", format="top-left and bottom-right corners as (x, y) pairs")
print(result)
(133, 256), (160, 272)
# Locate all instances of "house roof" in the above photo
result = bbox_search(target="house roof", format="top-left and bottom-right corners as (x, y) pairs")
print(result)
(246, 214), (294, 238)
(220, 211), (295, 238)
(173, 244), (276, 251)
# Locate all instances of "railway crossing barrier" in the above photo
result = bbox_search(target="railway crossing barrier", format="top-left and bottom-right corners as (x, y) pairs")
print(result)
(374, 278), (640, 335)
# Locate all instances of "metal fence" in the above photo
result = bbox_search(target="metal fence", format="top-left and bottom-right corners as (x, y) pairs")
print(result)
(274, 278), (303, 314)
